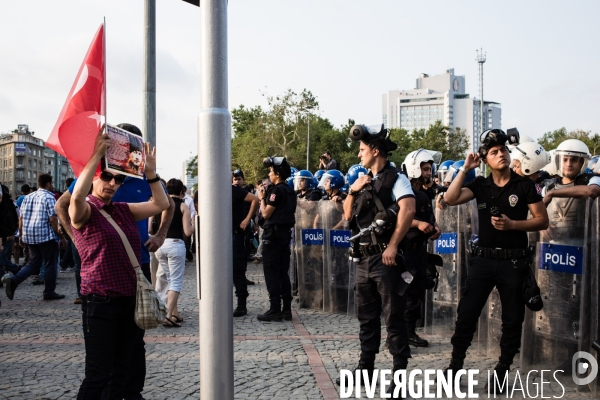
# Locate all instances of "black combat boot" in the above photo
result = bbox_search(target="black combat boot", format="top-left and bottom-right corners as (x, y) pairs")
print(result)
(335, 356), (375, 386)
(281, 305), (292, 321)
(486, 362), (510, 394)
(441, 357), (465, 391)
(233, 298), (248, 317)
(386, 365), (407, 399)
(406, 321), (429, 347)
(408, 331), (429, 347)
(257, 309), (282, 322)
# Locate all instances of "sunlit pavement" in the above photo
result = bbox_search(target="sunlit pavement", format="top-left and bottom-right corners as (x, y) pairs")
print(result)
(0, 260), (594, 399)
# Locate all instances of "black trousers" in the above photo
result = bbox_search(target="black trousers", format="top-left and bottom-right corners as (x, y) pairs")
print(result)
(233, 233), (249, 303)
(451, 256), (527, 365)
(404, 242), (428, 331)
(262, 226), (293, 311)
(78, 296), (137, 400)
(355, 253), (411, 367)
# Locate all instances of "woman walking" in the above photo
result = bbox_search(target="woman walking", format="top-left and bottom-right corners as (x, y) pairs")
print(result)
(155, 179), (194, 327)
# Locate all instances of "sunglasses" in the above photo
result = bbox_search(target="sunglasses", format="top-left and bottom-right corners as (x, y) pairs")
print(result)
(100, 171), (125, 185)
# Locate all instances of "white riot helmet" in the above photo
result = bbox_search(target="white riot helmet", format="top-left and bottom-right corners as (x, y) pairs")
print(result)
(554, 139), (591, 178)
(542, 150), (559, 176)
(401, 149), (442, 179)
(510, 142), (551, 176)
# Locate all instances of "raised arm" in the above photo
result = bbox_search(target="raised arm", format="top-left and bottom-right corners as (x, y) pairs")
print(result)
(127, 143), (170, 221)
(69, 130), (108, 229)
(444, 153), (477, 206)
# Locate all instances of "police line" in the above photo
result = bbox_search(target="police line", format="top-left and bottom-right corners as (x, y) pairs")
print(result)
(294, 196), (600, 393)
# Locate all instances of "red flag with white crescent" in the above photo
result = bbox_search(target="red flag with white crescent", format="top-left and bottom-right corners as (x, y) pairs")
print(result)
(46, 23), (105, 177)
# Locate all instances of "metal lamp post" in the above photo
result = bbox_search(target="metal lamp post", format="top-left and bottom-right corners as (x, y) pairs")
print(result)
(198, 0), (234, 399)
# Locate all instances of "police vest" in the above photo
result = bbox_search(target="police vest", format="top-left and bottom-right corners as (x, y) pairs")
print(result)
(350, 165), (402, 244)
(405, 187), (435, 243)
(545, 180), (587, 243)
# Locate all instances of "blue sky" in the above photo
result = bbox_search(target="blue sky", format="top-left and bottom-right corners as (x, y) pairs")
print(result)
(1, 0), (598, 179)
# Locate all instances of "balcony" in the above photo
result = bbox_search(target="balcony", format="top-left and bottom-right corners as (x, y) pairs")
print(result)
(16, 164), (24, 169)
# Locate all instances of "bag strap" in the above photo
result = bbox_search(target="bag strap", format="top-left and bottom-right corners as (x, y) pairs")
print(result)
(98, 208), (140, 269)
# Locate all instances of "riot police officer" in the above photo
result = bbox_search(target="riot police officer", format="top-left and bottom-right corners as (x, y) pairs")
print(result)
(340, 124), (416, 391)
(256, 157), (297, 322)
(294, 170), (322, 202)
(443, 129), (548, 392)
(401, 149), (442, 347)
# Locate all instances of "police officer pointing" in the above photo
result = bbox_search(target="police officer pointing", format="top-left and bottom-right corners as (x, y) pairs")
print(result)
(340, 124), (416, 395)
(443, 129), (549, 392)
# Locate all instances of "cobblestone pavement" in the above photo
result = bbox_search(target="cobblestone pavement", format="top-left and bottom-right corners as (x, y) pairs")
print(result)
(0, 260), (595, 399)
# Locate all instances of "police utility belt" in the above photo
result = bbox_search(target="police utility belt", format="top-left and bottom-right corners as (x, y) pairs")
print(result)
(357, 242), (412, 257)
(469, 241), (530, 260)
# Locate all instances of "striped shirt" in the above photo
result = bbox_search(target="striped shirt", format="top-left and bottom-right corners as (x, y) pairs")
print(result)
(20, 189), (59, 244)
(73, 195), (140, 297)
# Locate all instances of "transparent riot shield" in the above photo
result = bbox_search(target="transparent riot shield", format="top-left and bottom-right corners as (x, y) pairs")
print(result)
(424, 202), (467, 337)
(294, 200), (324, 310)
(520, 196), (592, 389)
(321, 201), (351, 315)
(347, 260), (357, 317)
(585, 199), (600, 396)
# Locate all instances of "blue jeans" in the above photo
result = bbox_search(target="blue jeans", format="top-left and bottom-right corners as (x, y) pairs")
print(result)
(13, 240), (58, 296)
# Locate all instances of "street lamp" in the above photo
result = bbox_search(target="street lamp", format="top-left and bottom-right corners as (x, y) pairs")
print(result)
(305, 106), (314, 170)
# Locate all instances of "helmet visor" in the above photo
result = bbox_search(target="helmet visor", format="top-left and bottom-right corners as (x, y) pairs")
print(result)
(317, 174), (333, 190)
(293, 176), (311, 191)
(555, 151), (589, 178)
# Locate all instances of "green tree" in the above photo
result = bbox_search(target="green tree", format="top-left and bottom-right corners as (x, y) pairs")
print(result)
(537, 127), (600, 155)
(408, 121), (469, 163)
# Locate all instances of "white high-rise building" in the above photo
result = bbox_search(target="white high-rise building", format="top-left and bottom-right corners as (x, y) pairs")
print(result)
(182, 155), (197, 191)
(382, 68), (501, 154)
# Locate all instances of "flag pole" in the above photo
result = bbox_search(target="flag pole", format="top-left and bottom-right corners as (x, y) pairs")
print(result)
(103, 16), (107, 125)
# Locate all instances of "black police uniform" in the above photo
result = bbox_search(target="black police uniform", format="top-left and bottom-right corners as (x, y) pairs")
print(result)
(403, 186), (436, 339)
(232, 185), (250, 307)
(450, 170), (542, 366)
(350, 162), (415, 369)
(262, 182), (297, 313)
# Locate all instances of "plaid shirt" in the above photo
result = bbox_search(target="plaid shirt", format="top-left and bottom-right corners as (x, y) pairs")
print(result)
(20, 189), (59, 244)
(73, 195), (141, 297)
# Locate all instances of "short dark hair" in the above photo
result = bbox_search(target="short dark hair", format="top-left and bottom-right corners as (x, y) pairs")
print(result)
(272, 163), (292, 180)
(116, 123), (143, 138)
(65, 178), (75, 188)
(20, 184), (31, 194)
(324, 151), (332, 157)
(232, 169), (244, 179)
(38, 173), (53, 189)
(166, 179), (184, 195)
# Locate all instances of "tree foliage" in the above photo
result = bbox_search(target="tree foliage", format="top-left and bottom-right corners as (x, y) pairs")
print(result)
(187, 88), (474, 183)
(537, 127), (600, 155)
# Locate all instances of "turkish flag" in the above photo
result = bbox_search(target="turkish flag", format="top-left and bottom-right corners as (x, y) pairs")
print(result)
(46, 24), (105, 177)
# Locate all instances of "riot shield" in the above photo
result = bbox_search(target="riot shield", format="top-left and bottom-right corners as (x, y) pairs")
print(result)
(294, 200), (324, 310)
(347, 260), (357, 317)
(520, 196), (593, 389)
(424, 202), (468, 337)
(321, 201), (352, 315)
(585, 199), (600, 396)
